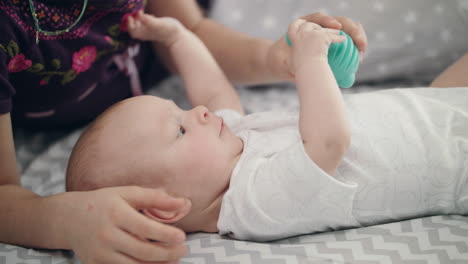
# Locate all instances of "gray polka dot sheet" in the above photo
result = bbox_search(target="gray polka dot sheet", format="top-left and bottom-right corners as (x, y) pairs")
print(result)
(210, 0), (468, 84)
(3, 76), (468, 264)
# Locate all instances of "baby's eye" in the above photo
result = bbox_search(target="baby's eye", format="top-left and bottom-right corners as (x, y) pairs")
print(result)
(178, 126), (186, 137)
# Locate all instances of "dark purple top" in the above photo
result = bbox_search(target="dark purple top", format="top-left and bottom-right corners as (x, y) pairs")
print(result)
(0, 0), (169, 129)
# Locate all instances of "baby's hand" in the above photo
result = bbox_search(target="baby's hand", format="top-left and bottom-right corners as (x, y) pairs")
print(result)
(287, 19), (345, 74)
(127, 11), (186, 46)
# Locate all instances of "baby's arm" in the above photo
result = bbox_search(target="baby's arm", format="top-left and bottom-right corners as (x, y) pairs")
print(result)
(288, 20), (350, 175)
(128, 12), (243, 114)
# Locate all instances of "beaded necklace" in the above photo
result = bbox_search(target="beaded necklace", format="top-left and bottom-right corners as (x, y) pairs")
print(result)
(28, 0), (89, 44)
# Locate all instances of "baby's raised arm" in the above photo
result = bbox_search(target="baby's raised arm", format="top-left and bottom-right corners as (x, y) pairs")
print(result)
(288, 20), (351, 175)
(128, 12), (243, 114)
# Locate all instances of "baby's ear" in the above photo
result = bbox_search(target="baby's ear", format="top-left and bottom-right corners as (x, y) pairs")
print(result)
(142, 198), (192, 224)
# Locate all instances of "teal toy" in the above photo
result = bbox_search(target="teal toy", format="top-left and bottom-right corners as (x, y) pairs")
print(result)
(286, 31), (359, 88)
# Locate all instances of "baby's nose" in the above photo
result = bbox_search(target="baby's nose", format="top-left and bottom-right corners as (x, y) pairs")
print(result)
(194, 105), (209, 123)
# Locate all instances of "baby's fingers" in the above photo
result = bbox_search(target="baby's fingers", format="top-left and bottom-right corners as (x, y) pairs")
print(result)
(127, 15), (135, 29)
(137, 15), (184, 45)
(324, 29), (346, 43)
(287, 19), (309, 44)
(127, 16), (143, 38)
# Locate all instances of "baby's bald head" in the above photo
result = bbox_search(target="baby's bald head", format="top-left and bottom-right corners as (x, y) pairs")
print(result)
(65, 96), (170, 192)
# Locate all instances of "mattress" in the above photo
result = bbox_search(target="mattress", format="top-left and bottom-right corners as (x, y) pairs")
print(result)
(2, 76), (467, 264)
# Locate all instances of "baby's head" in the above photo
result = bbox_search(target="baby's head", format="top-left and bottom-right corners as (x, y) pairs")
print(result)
(66, 95), (243, 232)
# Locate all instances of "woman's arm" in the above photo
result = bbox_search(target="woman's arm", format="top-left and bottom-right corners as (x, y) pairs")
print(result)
(146, 0), (368, 85)
(430, 53), (468, 88)
(0, 114), (18, 185)
(0, 113), (69, 248)
(288, 21), (351, 176)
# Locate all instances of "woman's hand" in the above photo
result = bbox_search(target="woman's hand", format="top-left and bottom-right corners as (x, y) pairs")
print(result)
(266, 12), (367, 81)
(64, 186), (190, 264)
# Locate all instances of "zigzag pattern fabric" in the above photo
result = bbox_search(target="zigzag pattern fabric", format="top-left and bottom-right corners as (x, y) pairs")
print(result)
(4, 76), (468, 263)
(183, 216), (468, 264)
(2, 215), (467, 263)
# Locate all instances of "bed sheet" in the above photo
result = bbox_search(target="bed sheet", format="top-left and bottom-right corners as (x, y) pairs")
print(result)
(2, 76), (468, 264)
(209, 0), (468, 84)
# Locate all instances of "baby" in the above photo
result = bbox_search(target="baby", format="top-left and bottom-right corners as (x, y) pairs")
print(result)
(66, 13), (468, 241)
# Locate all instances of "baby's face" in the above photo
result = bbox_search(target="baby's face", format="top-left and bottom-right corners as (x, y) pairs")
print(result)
(121, 96), (243, 213)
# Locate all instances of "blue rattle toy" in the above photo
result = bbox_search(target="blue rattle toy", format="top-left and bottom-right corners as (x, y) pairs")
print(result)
(286, 31), (359, 88)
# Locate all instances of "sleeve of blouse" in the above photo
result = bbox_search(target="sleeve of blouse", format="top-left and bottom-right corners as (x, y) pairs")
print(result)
(0, 51), (14, 114)
(0, 10), (19, 114)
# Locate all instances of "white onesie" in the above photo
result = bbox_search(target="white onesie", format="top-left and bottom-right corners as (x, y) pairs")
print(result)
(216, 87), (468, 242)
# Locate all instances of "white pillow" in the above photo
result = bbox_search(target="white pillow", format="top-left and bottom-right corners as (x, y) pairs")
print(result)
(209, 0), (468, 83)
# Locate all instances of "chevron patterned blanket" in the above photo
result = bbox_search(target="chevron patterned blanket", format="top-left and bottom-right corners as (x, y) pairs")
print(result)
(2, 77), (467, 264)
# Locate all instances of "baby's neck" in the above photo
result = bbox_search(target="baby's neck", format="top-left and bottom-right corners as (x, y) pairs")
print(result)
(178, 184), (228, 233)
(200, 188), (228, 232)
(203, 146), (242, 232)
(186, 144), (242, 233)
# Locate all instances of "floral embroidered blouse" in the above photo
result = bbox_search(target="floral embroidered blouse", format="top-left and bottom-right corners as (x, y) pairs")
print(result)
(0, 0), (169, 128)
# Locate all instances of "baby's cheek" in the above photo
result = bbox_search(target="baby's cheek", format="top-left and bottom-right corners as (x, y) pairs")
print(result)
(183, 141), (209, 163)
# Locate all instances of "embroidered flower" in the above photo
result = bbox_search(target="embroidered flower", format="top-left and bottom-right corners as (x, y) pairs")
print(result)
(104, 35), (113, 44)
(72, 46), (97, 74)
(37, 10), (46, 19)
(7, 54), (32, 73)
(53, 13), (60, 23)
(120, 11), (139, 32)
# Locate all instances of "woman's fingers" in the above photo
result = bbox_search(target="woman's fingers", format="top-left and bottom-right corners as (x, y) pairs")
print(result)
(118, 205), (186, 244)
(111, 228), (187, 262)
(108, 251), (179, 264)
(109, 186), (189, 244)
(301, 12), (342, 29)
(67, 188), (188, 264)
(119, 186), (189, 212)
(335, 16), (368, 55)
